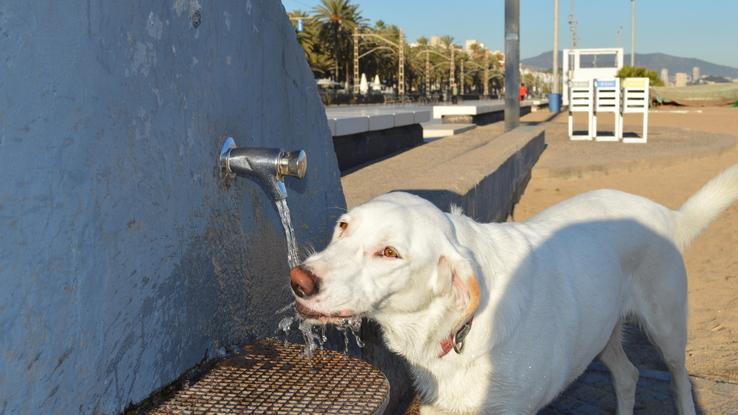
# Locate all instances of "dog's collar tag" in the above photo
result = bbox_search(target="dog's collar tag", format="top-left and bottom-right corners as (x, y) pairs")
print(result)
(453, 320), (473, 354)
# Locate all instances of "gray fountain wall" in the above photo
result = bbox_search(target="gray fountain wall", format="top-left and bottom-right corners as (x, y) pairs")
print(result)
(0, 1), (345, 413)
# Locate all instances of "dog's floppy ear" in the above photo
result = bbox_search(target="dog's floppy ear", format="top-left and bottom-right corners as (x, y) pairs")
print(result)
(432, 248), (481, 320)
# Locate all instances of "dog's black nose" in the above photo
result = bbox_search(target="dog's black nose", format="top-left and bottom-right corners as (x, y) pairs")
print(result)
(289, 266), (320, 298)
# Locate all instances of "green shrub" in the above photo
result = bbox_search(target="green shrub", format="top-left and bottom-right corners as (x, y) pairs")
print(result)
(617, 65), (664, 87)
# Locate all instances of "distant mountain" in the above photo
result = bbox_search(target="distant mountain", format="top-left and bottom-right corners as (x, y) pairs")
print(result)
(522, 51), (738, 78)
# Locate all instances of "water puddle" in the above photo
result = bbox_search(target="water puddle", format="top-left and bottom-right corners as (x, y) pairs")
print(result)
(274, 200), (365, 358)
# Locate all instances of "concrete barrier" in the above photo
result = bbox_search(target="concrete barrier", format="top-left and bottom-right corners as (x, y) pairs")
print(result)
(333, 124), (424, 172)
(327, 108), (431, 172)
(433, 101), (533, 125)
(326, 108), (431, 136)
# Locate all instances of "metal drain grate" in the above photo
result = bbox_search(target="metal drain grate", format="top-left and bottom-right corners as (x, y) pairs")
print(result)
(149, 338), (389, 415)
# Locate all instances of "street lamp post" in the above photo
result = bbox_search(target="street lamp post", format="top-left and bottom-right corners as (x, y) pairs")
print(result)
(398, 30), (405, 97)
(484, 51), (490, 97)
(630, 0), (636, 66)
(450, 46), (456, 97)
(353, 29), (406, 98)
(353, 29), (360, 95)
(553, 0), (560, 95)
(425, 49), (430, 96)
(421, 48), (457, 98)
(504, 0), (520, 131)
(460, 57), (465, 96)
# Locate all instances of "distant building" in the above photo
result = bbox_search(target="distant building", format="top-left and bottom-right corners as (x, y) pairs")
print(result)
(692, 66), (701, 82)
(430, 36), (442, 47)
(660, 68), (669, 86)
(675, 72), (689, 87)
(464, 39), (485, 52)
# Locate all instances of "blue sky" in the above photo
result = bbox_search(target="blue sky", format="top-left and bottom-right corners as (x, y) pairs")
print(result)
(281, 0), (738, 68)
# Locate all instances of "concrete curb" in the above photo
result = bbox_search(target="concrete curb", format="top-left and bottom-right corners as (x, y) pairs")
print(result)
(398, 125), (545, 222)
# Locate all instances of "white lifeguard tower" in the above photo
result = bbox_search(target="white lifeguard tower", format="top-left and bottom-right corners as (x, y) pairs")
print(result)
(563, 48), (624, 106)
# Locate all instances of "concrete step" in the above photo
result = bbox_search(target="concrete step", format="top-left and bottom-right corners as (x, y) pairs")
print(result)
(421, 123), (476, 140)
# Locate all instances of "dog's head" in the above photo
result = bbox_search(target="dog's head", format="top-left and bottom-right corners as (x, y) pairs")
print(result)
(290, 192), (480, 326)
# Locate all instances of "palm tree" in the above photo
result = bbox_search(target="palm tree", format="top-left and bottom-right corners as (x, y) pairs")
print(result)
(313, 0), (364, 86)
(288, 10), (334, 77)
(439, 35), (455, 50)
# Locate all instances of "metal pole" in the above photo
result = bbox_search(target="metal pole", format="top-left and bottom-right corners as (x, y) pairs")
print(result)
(484, 51), (489, 97)
(630, 0), (636, 66)
(460, 57), (465, 96)
(504, 0), (520, 131)
(450, 46), (456, 96)
(398, 30), (405, 98)
(552, 0), (560, 94)
(353, 29), (360, 95)
(425, 50), (430, 97)
(568, 0), (577, 48)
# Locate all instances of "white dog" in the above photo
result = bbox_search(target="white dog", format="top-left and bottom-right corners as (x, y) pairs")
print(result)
(289, 165), (738, 414)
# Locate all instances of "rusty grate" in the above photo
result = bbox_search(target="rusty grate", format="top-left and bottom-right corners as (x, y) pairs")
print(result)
(149, 338), (389, 415)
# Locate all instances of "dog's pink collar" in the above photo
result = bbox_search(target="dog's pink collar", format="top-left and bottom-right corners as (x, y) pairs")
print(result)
(438, 317), (474, 358)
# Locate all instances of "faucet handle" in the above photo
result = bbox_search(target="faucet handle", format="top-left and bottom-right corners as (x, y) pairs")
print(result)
(278, 150), (307, 179)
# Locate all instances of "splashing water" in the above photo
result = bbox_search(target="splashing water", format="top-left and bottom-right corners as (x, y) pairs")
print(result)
(275, 301), (296, 315)
(276, 311), (365, 358)
(298, 319), (320, 357)
(278, 315), (295, 347)
(275, 199), (300, 268)
(320, 325), (328, 345)
(346, 318), (365, 348)
(273, 199), (365, 356)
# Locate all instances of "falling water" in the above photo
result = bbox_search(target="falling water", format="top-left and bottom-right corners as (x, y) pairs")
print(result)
(275, 199), (300, 269)
(276, 312), (365, 358)
(277, 315), (295, 347)
(273, 199), (364, 357)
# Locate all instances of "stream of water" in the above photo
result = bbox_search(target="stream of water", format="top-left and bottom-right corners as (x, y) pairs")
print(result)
(274, 199), (364, 358)
(275, 199), (301, 269)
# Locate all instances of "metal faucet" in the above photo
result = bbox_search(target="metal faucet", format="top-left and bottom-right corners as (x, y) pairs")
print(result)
(219, 137), (307, 200)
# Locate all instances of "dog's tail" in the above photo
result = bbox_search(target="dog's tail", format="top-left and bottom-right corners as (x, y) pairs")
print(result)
(674, 164), (738, 250)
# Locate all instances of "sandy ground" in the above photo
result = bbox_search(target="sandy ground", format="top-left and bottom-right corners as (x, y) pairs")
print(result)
(515, 107), (738, 384)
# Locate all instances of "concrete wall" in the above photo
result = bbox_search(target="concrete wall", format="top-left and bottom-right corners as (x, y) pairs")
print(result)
(0, 1), (345, 414)
(333, 125), (424, 172)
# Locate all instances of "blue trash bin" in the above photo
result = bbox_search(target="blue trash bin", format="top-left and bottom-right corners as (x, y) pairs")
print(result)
(548, 93), (562, 113)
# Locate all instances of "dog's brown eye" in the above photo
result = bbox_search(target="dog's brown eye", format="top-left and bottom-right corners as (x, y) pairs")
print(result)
(339, 221), (348, 231)
(381, 246), (400, 258)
